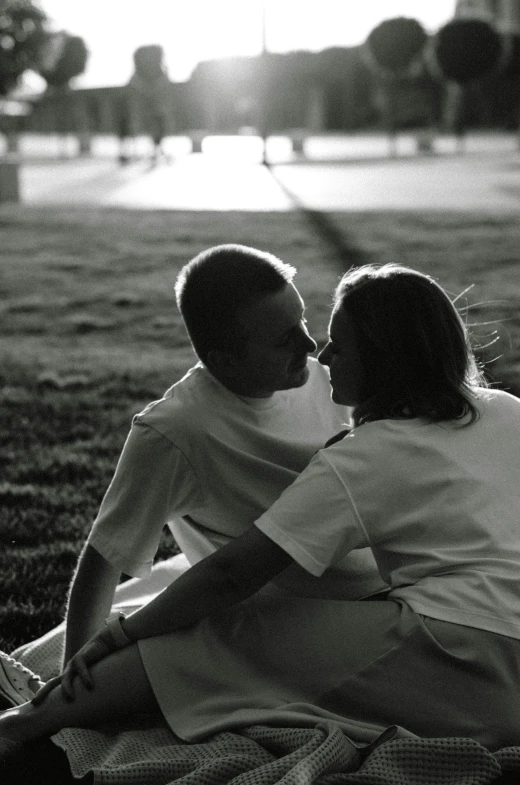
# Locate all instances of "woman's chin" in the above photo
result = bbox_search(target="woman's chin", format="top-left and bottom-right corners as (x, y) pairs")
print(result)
(331, 388), (357, 408)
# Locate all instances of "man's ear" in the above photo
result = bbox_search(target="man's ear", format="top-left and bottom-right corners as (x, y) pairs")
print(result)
(206, 349), (239, 379)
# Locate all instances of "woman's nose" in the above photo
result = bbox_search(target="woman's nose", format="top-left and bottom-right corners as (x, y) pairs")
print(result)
(318, 343), (331, 366)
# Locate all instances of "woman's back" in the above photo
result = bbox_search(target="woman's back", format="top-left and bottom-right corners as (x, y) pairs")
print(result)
(340, 387), (520, 637)
(257, 387), (520, 638)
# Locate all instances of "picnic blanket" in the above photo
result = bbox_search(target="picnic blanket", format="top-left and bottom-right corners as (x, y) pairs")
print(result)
(14, 637), (520, 785)
(11, 556), (520, 784)
(49, 720), (520, 785)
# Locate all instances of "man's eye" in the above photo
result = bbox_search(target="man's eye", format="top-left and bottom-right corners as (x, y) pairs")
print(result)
(276, 318), (307, 347)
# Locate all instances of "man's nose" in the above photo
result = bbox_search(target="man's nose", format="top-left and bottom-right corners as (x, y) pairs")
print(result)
(297, 327), (317, 354)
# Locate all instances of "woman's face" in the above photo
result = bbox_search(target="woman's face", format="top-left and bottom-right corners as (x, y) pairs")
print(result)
(318, 305), (366, 407)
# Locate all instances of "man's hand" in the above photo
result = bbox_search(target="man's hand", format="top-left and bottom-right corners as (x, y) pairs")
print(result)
(32, 626), (117, 706)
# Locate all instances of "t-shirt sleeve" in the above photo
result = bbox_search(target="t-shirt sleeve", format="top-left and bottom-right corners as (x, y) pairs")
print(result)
(87, 421), (202, 578)
(255, 451), (368, 576)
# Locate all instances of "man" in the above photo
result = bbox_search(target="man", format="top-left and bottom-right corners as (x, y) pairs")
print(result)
(6, 244), (385, 701)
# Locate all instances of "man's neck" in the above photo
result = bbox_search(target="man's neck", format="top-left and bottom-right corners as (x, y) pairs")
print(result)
(208, 368), (274, 399)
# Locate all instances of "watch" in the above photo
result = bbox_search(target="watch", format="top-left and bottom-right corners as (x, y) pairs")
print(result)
(104, 612), (132, 649)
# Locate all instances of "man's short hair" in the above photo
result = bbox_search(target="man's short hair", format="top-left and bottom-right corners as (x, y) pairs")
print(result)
(175, 244), (297, 363)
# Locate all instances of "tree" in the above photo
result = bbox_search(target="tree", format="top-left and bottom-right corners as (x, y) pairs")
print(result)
(365, 17), (428, 76)
(315, 47), (374, 131)
(0, 0), (47, 96)
(39, 31), (88, 90)
(363, 18), (435, 153)
(434, 18), (503, 84)
(433, 19), (504, 143)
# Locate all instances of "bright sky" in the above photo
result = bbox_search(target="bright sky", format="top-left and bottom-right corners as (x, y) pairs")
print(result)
(37, 0), (457, 87)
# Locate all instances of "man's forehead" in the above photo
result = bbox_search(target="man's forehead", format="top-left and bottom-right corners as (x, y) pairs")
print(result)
(237, 283), (304, 338)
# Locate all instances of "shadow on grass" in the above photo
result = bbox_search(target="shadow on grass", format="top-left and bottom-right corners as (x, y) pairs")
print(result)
(265, 163), (369, 270)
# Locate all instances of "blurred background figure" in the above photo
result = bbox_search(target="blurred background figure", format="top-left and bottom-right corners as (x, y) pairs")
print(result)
(2, 1), (520, 174)
(39, 30), (90, 156)
(118, 45), (175, 166)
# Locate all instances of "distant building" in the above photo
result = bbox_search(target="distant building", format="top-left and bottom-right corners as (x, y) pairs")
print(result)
(455, 0), (499, 22)
(455, 0), (520, 31)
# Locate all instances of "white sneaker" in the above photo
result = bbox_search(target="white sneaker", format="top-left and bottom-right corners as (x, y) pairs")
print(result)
(0, 651), (43, 707)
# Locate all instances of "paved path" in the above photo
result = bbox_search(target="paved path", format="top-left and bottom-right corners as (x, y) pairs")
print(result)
(11, 132), (520, 212)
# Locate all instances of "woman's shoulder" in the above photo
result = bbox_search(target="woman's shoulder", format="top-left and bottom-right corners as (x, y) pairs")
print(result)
(474, 385), (520, 407)
(323, 388), (520, 450)
(471, 385), (520, 426)
(322, 417), (416, 462)
(322, 412), (460, 469)
(318, 420), (424, 497)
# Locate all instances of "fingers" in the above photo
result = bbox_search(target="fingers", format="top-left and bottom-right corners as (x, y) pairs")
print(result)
(32, 634), (114, 706)
(57, 636), (110, 701)
(59, 664), (76, 702)
(32, 659), (93, 706)
(74, 656), (95, 693)
(60, 656), (94, 701)
(31, 675), (62, 707)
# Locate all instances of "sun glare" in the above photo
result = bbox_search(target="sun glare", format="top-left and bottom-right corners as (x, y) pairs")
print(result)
(39, 0), (456, 87)
(160, 2), (265, 79)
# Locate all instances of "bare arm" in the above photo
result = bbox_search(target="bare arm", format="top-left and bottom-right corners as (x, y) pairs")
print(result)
(33, 528), (293, 703)
(64, 543), (121, 665)
(122, 526), (293, 642)
(63, 425), (201, 665)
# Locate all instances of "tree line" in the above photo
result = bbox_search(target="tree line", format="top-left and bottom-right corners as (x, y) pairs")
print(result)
(1, 2), (519, 137)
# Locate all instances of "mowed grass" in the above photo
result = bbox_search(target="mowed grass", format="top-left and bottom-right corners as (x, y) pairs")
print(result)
(1, 205), (519, 653)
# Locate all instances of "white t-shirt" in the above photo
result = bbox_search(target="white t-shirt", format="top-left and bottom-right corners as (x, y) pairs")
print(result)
(256, 388), (520, 639)
(88, 359), (386, 597)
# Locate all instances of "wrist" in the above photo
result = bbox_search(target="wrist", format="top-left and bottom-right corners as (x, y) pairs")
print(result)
(104, 612), (133, 649)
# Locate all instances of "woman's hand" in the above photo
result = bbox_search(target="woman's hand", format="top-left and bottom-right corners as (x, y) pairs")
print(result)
(32, 626), (117, 706)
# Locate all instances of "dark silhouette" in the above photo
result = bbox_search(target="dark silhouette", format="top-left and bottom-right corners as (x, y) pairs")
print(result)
(0, 0), (46, 97)
(118, 45), (174, 165)
(363, 17), (436, 154)
(434, 18), (504, 145)
(365, 17), (428, 74)
(39, 32), (89, 90)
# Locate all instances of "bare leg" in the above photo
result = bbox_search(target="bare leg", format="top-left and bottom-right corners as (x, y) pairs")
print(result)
(0, 643), (159, 744)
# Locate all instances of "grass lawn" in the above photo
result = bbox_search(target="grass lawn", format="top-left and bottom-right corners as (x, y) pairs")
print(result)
(1, 204), (519, 653)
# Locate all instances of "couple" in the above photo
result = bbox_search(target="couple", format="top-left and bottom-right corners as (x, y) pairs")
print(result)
(1, 244), (520, 766)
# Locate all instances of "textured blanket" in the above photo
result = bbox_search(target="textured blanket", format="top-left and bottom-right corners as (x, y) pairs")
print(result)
(11, 559), (520, 784)
(50, 719), (520, 785)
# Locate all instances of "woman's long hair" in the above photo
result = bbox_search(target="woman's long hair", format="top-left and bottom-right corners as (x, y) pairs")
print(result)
(334, 264), (486, 426)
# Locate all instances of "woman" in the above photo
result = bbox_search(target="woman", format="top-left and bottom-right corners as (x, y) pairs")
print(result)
(2, 262), (520, 760)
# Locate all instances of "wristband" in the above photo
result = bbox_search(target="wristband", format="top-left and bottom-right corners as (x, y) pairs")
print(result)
(104, 612), (132, 649)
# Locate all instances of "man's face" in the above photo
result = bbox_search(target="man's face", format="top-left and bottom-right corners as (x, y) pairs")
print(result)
(228, 283), (317, 397)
